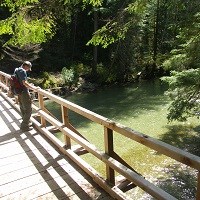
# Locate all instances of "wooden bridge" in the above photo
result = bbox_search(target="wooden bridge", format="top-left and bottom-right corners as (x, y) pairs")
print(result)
(0, 70), (200, 200)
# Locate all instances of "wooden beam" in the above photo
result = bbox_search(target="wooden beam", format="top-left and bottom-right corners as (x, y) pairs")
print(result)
(104, 127), (115, 185)
(26, 84), (200, 171)
(61, 105), (71, 148)
(115, 175), (137, 192)
(36, 109), (177, 200)
(1, 71), (199, 200)
(38, 93), (46, 127)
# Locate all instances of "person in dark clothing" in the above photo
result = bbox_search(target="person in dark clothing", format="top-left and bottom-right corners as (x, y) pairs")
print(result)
(14, 61), (38, 131)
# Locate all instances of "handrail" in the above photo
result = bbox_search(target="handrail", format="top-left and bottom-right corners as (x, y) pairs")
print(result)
(0, 70), (199, 200)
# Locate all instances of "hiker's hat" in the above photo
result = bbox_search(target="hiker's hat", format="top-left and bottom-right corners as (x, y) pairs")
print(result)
(23, 61), (32, 70)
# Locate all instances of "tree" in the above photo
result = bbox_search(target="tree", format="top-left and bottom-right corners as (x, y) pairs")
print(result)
(0, 1), (56, 46)
(0, 0), (77, 64)
(1, 0), (199, 87)
(0, 0), (106, 71)
(0, 0), (55, 63)
(162, 69), (200, 121)
(162, 10), (200, 121)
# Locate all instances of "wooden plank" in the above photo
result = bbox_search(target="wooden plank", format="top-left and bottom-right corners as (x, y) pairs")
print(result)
(2, 78), (200, 171)
(0, 88), (113, 200)
(64, 149), (131, 200)
(104, 127), (115, 185)
(0, 133), (60, 160)
(0, 133), (112, 200)
(0, 155), (64, 176)
(0, 92), (20, 113)
(0, 71), (10, 78)
(0, 72), (199, 199)
(32, 86), (200, 171)
(34, 123), (129, 199)
(34, 111), (177, 200)
(0, 171), (83, 198)
(1, 172), (112, 200)
(0, 135), (111, 199)
(0, 159), (75, 187)
(112, 125), (200, 171)
(38, 93), (46, 127)
(61, 105), (71, 147)
(0, 141), (63, 167)
(115, 175), (136, 192)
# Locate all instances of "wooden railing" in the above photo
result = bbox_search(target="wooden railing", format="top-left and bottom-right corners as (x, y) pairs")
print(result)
(0, 70), (200, 200)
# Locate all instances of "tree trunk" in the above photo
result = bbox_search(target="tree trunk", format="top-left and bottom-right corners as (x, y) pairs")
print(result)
(92, 8), (98, 77)
(153, 0), (160, 63)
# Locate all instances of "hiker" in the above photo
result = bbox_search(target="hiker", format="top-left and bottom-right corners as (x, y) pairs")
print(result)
(13, 61), (38, 131)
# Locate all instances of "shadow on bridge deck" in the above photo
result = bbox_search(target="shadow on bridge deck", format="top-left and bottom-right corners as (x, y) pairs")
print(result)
(0, 94), (113, 200)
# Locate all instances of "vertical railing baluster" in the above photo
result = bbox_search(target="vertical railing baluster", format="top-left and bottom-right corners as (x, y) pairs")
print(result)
(38, 93), (46, 127)
(104, 127), (115, 185)
(5, 77), (8, 88)
(61, 105), (71, 148)
(0, 74), (2, 92)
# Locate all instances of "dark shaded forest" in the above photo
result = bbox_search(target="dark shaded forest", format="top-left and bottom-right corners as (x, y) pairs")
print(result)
(1, 0), (200, 121)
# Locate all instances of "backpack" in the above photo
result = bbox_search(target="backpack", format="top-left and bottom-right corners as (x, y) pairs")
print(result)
(9, 73), (24, 95)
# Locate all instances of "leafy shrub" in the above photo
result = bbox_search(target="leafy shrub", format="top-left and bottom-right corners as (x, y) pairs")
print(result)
(41, 72), (57, 89)
(96, 63), (110, 84)
(75, 63), (91, 75)
(61, 67), (78, 88)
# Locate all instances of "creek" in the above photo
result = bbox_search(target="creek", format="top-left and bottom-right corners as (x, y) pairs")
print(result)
(45, 79), (199, 199)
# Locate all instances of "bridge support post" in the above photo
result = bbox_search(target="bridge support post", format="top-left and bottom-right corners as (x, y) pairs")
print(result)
(104, 127), (115, 185)
(61, 105), (71, 148)
(0, 75), (2, 92)
(38, 93), (46, 127)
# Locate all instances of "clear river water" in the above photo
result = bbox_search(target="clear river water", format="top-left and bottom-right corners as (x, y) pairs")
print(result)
(45, 79), (199, 199)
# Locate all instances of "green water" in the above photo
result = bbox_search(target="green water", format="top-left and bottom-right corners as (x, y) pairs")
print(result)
(45, 79), (199, 199)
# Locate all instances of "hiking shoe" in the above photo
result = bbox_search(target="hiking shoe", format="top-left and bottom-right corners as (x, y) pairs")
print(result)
(20, 126), (33, 132)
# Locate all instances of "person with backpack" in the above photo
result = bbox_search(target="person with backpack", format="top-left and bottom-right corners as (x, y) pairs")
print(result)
(13, 61), (38, 131)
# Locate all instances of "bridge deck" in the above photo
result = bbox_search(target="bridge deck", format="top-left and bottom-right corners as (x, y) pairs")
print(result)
(0, 94), (113, 200)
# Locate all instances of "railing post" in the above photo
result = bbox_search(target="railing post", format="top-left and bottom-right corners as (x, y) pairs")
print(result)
(196, 171), (200, 200)
(104, 127), (115, 185)
(0, 74), (2, 92)
(61, 105), (71, 148)
(5, 77), (9, 87)
(38, 93), (46, 127)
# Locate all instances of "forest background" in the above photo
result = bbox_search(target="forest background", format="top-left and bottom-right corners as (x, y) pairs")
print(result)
(0, 0), (200, 122)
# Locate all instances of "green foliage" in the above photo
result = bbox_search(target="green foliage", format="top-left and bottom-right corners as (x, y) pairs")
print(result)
(1, 0), (39, 12)
(87, 21), (130, 48)
(162, 54), (187, 71)
(41, 72), (57, 89)
(95, 63), (110, 84)
(161, 69), (200, 121)
(87, 0), (148, 48)
(162, 17), (200, 72)
(95, 63), (128, 84)
(63, 0), (103, 7)
(161, 11), (200, 122)
(82, 0), (103, 7)
(61, 67), (78, 88)
(0, 0), (56, 47)
(3, 15), (55, 46)
(126, 0), (149, 15)
(1, 0), (200, 90)
(0, 17), (14, 35)
(75, 63), (91, 75)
